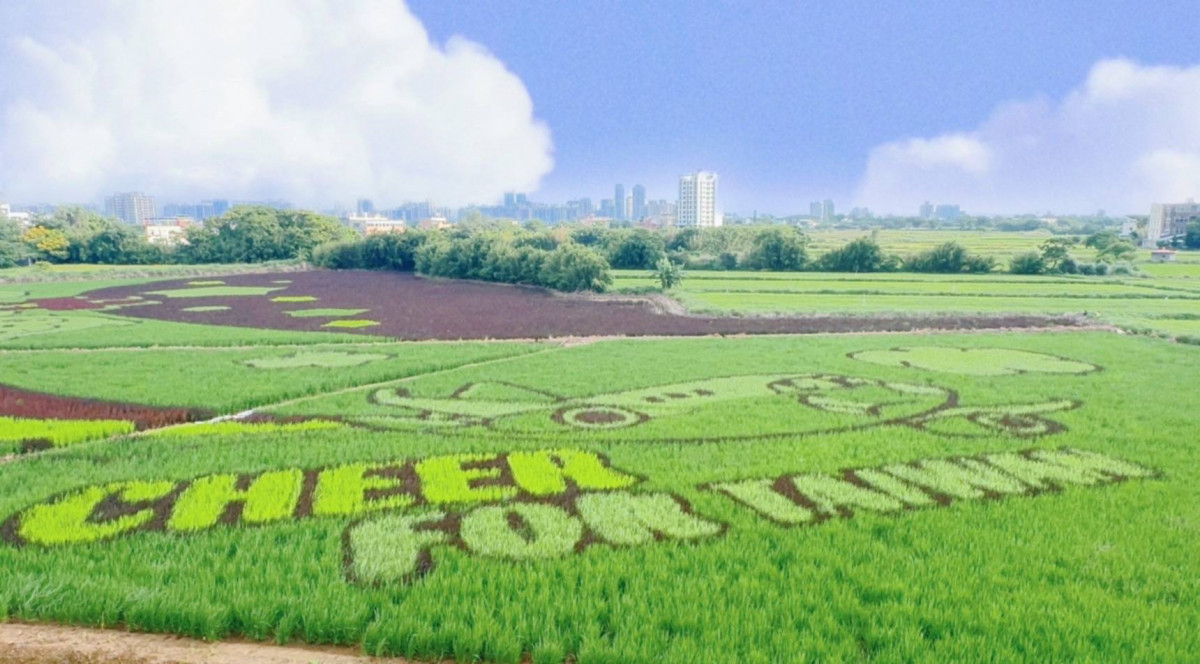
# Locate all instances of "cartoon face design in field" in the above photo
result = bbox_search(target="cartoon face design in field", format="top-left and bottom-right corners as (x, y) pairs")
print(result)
(359, 373), (1078, 441)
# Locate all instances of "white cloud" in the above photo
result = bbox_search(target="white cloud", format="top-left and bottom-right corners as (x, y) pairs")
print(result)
(855, 58), (1200, 214)
(0, 0), (553, 207)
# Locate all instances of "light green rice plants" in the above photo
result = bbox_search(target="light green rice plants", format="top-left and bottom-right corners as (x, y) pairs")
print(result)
(147, 420), (344, 438)
(147, 286), (284, 298)
(271, 296), (319, 303)
(243, 351), (391, 369)
(850, 346), (1099, 375)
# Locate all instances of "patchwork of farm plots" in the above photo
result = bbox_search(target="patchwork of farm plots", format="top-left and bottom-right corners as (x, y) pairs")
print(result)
(613, 269), (1200, 338)
(0, 276), (1197, 664)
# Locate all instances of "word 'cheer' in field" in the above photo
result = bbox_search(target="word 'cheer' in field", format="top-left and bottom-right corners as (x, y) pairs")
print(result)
(4, 449), (637, 547)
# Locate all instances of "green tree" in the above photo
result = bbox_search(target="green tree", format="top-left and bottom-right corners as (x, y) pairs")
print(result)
(905, 242), (969, 273)
(1097, 240), (1137, 262)
(1039, 237), (1077, 273)
(1009, 252), (1046, 275)
(606, 229), (666, 269)
(746, 227), (807, 271)
(540, 243), (612, 292)
(1185, 221), (1200, 250)
(0, 219), (33, 268)
(815, 237), (898, 272)
(182, 206), (356, 263)
(1084, 230), (1120, 252)
(653, 256), (684, 290)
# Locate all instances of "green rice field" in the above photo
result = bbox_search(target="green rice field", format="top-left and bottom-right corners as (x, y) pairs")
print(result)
(0, 264), (1197, 662)
(614, 254), (1200, 339)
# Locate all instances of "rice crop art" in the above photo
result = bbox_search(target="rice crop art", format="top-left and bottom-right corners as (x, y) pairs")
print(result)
(355, 373), (1082, 440)
(0, 326), (1196, 663)
(1, 447), (1156, 586)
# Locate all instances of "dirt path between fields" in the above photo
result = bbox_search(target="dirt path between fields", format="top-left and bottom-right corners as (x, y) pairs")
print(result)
(0, 622), (413, 664)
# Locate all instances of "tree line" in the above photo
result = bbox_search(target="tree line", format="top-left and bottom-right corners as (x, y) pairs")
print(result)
(2, 207), (1147, 291)
(1, 206), (357, 269)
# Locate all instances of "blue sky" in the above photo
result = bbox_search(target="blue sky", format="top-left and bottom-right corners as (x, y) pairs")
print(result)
(2, 1), (1197, 215)
(408, 0), (1200, 214)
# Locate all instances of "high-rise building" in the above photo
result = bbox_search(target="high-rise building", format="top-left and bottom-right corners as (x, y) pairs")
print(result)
(614, 184), (625, 221)
(809, 201), (822, 218)
(357, 198), (375, 216)
(934, 204), (961, 221)
(104, 192), (156, 225)
(677, 171), (719, 227)
(632, 185), (646, 220)
(599, 199), (615, 218)
(1146, 199), (1200, 247)
(504, 192), (517, 208)
(821, 199), (835, 222)
(920, 201), (934, 219)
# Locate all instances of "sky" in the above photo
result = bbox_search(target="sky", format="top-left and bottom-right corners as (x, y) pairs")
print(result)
(2, 1), (1199, 215)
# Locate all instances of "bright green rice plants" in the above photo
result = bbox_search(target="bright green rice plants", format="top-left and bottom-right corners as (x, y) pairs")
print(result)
(0, 417), (135, 454)
(271, 296), (319, 303)
(322, 319), (380, 329)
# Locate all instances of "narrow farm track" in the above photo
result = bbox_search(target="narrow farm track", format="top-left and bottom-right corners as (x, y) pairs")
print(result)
(0, 622), (416, 664)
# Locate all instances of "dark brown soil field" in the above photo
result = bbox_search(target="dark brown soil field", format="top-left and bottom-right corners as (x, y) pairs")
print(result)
(81, 270), (1086, 341)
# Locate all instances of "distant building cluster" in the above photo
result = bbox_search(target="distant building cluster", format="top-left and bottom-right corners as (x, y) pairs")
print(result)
(1144, 199), (1199, 247)
(919, 201), (963, 221)
(162, 199), (231, 221)
(809, 199), (835, 222)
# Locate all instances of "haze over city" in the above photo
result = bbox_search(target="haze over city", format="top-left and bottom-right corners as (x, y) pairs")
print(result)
(1, 0), (1198, 216)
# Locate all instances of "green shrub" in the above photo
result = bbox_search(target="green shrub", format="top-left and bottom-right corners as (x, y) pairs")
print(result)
(1009, 251), (1046, 275)
(814, 237), (899, 272)
(745, 227), (807, 271)
(605, 229), (666, 270)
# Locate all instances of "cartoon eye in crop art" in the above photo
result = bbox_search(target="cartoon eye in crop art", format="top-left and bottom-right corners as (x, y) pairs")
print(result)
(552, 405), (649, 430)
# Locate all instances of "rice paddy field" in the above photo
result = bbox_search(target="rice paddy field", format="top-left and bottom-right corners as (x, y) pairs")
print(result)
(1, 262), (1198, 662)
(614, 251), (1200, 340)
(804, 229), (1087, 261)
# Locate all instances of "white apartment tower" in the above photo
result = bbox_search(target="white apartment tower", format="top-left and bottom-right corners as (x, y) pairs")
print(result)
(677, 171), (719, 227)
(104, 192), (157, 225)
